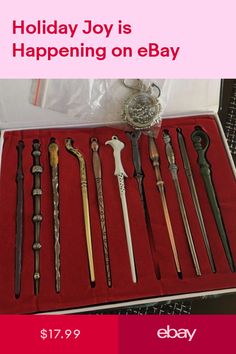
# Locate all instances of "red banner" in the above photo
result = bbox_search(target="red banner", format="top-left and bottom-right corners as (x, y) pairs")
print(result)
(0, 315), (235, 354)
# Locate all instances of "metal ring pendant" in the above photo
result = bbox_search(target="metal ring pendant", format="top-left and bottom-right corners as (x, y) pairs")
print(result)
(123, 90), (161, 130)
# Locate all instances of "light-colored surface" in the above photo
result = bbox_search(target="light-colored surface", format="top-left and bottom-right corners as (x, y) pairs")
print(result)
(40, 288), (236, 315)
(0, 79), (220, 129)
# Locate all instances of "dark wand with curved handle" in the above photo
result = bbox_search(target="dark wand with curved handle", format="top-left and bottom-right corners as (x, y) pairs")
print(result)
(127, 131), (161, 279)
(126, 132), (146, 207)
(177, 128), (216, 273)
(15, 140), (25, 298)
(191, 126), (235, 272)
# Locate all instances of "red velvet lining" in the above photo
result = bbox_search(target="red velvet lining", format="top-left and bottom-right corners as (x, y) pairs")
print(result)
(0, 115), (236, 314)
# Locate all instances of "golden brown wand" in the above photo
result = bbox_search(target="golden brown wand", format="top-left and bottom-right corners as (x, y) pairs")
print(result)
(65, 138), (95, 285)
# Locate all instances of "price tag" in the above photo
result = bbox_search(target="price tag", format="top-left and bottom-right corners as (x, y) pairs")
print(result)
(40, 328), (81, 340)
(0, 315), (118, 354)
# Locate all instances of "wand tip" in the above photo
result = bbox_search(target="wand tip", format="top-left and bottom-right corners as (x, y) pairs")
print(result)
(177, 271), (183, 279)
(50, 137), (56, 144)
(65, 137), (74, 147)
(91, 281), (96, 288)
(33, 139), (39, 144)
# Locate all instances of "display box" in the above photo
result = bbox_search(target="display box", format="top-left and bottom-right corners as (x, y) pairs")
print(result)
(0, 80), (235, 314)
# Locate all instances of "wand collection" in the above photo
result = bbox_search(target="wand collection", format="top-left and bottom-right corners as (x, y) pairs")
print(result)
(10, 123), (235, 298)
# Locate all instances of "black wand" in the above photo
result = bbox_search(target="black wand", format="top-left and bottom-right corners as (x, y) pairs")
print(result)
(15, 140), (25, 298)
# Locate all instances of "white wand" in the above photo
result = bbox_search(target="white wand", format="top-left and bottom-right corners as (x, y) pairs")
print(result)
(106, 136), (137, 283)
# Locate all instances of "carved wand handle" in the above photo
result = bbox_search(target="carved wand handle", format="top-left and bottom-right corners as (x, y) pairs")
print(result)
(91, 137), (112, 287)
(48, 137), (61, 293)
(65, 138), (95, 285)
(149, 135), (182, 278)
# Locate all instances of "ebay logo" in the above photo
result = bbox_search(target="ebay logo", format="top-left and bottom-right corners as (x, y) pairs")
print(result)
(157, 325), (197, 342)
